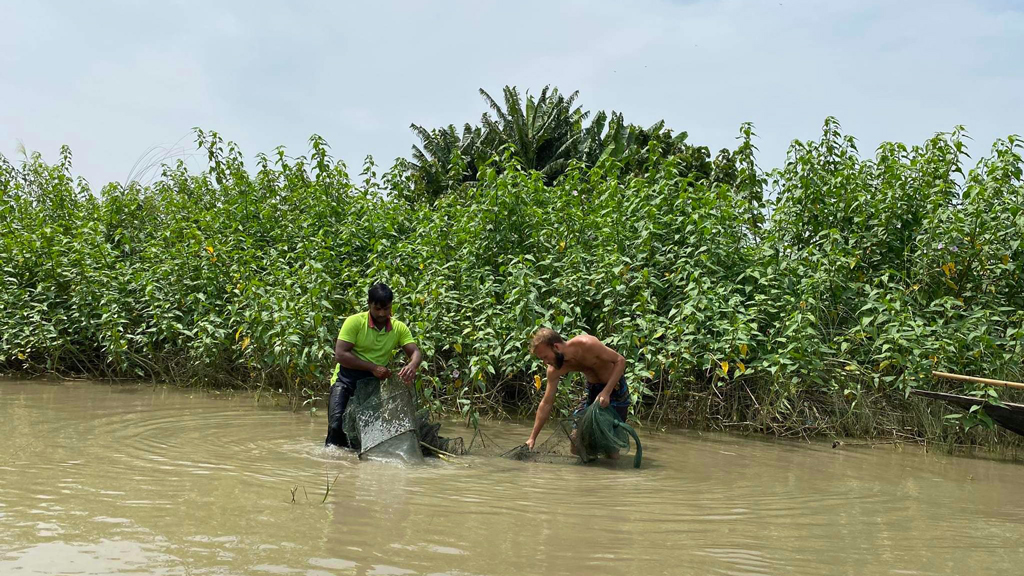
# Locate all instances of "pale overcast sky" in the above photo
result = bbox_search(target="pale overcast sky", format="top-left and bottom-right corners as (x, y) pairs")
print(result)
(2, 0), (1022, 188)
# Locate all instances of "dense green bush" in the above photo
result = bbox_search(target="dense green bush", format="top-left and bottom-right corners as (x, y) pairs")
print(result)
(2, 109), (1022, 440)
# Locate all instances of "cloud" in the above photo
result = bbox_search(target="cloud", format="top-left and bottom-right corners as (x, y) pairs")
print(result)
(1, 0), (1021, 187)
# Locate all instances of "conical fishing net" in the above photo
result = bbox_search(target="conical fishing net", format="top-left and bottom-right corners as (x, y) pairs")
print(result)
(337, 375), (637, 467)
(341, 375), (464, 463)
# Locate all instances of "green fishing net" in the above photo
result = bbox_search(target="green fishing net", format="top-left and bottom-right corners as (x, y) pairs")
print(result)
(499, 404), (642, 468)
(575, 403), (642, 468)
(338, 375), (636, 468)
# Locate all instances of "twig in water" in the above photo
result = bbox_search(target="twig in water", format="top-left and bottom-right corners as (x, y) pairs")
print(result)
(290, 486), (298, 504)
(322, 471), (341, 504)
(469, 426), (501, 453)
(420, 442), (457, 460)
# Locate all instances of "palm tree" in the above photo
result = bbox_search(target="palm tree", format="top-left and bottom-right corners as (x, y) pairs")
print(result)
(477, 85), (587, 180)
(407, 84), (716, 197)
(408, 123), (483, 199)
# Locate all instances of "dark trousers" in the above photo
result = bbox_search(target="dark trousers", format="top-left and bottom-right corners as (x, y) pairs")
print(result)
(325, 365), (374, 448)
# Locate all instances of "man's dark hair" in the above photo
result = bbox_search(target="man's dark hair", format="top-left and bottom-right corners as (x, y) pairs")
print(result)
(368, 283), (394, 306)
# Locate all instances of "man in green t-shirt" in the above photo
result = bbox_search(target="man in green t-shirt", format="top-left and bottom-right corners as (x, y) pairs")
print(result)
(324, 283), (422, 448)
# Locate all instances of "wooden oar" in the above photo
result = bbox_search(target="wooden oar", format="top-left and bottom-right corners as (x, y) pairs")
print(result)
(932, 370), (1024, 391)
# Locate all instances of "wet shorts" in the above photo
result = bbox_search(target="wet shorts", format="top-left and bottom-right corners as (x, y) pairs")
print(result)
(573, 376), (630, 423)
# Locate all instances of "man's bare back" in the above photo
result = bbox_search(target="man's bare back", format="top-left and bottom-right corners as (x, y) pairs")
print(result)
(548, 335), (620, 384)
(526, 329), (627, 450)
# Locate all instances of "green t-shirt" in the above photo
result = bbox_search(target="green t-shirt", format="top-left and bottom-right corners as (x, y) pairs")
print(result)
(336, 311), (414, 368)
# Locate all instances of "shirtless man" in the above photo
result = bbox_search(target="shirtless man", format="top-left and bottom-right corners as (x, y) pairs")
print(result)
(525, 328), (630, 451)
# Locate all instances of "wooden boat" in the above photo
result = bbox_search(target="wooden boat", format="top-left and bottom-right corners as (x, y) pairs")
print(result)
(911, 389), (1024, 437)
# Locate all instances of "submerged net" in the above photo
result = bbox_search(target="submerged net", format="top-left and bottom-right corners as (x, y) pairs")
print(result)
(496, 405), (642, 468)
(337, 374), (637, 468)
(498, 419), (581, 465)
(342, 376), (421, 463)
(341, 375), (464, 463)
(415, 410), (466, 456)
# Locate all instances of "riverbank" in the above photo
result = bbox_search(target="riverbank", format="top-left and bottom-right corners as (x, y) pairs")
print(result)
(6, 372), (1023, 462)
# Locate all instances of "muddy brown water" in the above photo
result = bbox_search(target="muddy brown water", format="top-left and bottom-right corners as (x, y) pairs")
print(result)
(1, 380), (1022, 575)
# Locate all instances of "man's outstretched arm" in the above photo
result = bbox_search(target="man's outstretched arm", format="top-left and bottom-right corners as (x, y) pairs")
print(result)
(527, 364), (563, 449)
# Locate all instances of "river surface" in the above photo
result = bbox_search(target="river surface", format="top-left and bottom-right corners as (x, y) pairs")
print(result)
(1, 380), (1022, 575)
